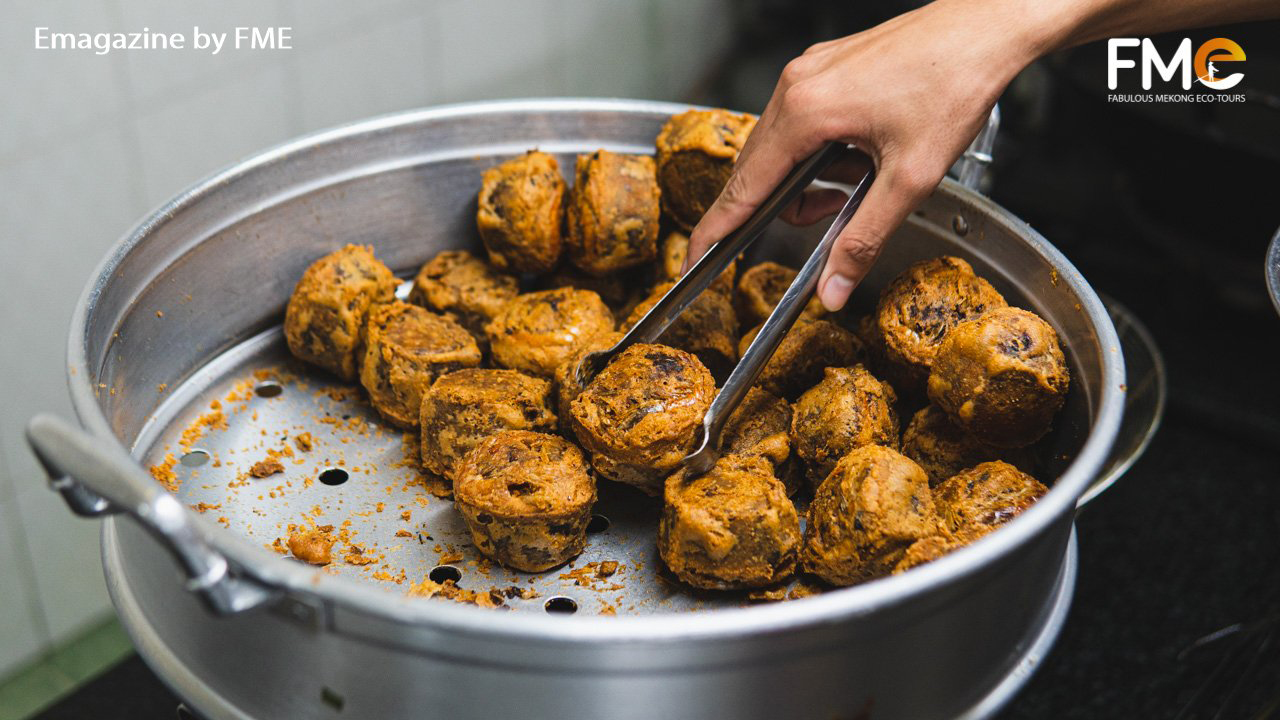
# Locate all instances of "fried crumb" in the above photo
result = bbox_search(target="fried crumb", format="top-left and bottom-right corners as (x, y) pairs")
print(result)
(149, 453), (179, 493)
(288, 528), (334, 565)
(249, 458), (285, 478)
(294, 432), (313, 452)
(189, 502), (221, 514)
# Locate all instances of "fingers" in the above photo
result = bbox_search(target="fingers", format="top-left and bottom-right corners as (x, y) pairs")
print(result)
(779, 151), (877, 226)
(817, 165), (932, 311)
(683, 127), (820, 274)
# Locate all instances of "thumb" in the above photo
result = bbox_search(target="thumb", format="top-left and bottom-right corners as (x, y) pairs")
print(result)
(817, 164), (930, 311)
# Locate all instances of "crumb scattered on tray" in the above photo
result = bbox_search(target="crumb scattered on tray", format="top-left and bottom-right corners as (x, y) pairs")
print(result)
(287, 527), (335, 565)
(249, 458), (285, 478)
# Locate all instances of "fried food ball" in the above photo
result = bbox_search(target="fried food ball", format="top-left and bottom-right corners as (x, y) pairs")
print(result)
(553, 331), (624, 431)
(284, 244), (398, 380)
(484, 287), (615, 378)
(890, 535), (955, 574)
(419, 369), (557, 482)
(900, 405), (1035, 486)
(928, 307), (1070, 448)
(476, 150), (566, 274)
(358, 302), (481, 428)
(454, 430), (596, 572)
(736, 261), (826, 328)
(801, 445), (938, 586)
(539, 264), (633, 315)
(624, 281), (739, 382)
(659, 454), (800, 590)
(655, 109), (756, 230)
(566, 150), (660, 276)
(874, 256), (1007, 395)
(722, 387), (799, 496)
(933, 461), (1048, 539)
(791, 366), (899, 486)
(657, 231), (735, 298)
(569, 344), (715, 495)
(738, 319), (866, 400)
(408, 250), (518, 341)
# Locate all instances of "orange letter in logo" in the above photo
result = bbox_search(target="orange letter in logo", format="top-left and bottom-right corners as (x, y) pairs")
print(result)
(1195, 38), (1245, 90)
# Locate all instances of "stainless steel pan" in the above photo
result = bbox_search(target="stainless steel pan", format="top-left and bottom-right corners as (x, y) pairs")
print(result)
(29, 99), (1133, 720)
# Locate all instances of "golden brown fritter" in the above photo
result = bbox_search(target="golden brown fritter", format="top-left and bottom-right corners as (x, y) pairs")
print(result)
(659, 454), (800, 590)
(284, 244), (398, 381)
(569, 343), (715, 495)
(736, 261), (827, 328)
(738, 319), (866, 400)
(408, 250), (518, 341)
(928, 307), (1070, 448)
(657, 231), (735, 298)
(476, 150), (566, 274)
(566, 150), (660, 276)
(655, 109), (756, 230)
(900, 404), (1033, 486)
(358, 302), (481, 428)
(539, 264), (634, 315)
(722, 387), (798, 496)
(933, 461), (1048, 539)
(454, 430), (596, 572)
(419, 369), (557, 482)
(553, 331), (624, 432)
(874, 256), (1007, 395)
(791, 366), (899, 486)
(624, 281), (739, 382)
(484, 287), (615, 378)
(801, 445), (938, 586)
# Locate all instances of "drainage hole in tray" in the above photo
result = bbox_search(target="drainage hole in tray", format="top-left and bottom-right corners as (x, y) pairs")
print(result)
(544, 596), (578, 614)
(179, 449), (210, 467)
(319, 468), (349, 486)
(586, 514), (610, 533)
(428, 565), (462, 583)
(254, 380), (283, 398)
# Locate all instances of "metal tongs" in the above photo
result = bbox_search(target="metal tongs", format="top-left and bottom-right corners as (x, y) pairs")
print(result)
(574, 142), (875, 476)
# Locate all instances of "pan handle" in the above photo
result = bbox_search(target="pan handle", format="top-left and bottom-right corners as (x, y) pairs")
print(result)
(26, 414), (278, 616)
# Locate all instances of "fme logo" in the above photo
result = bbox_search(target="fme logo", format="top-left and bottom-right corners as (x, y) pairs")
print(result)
(1108, 37), (1246, 91)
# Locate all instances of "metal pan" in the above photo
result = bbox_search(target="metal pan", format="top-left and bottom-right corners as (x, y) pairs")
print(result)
(29, 99), (1128, 720)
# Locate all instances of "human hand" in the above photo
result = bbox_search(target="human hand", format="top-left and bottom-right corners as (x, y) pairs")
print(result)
(683, 0), (1052, 311)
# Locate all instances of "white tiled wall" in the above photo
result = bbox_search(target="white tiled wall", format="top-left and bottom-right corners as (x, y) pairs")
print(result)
(0, 0), (732, 679)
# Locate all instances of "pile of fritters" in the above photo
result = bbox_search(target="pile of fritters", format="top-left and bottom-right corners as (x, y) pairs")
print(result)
(281, 108), (1071, 598)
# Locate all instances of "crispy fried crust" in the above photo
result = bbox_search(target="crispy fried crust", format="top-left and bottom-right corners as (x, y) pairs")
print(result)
(928, 306), (1070, 447)
(657, 231), (735, 298)
(739, 319), (867, 400)
(566, 150), (660, 276)
(933, 461), (1048, 538)
(875, 256), (1007, 395)
(655, 109), (756, 230)
(454, 430), (596, 572)
(476, 151), (566, 273)
(569, 344), (715, 495)
(284, 244), (398, 381)
(735, 261), (826, 328)
(791, 366), (899, 487)
(801, 446), (938, 586)
(659, 454), (799, 589)
(900, 404), (1035, 486)
(408, 249), (518, 341)
(419, 368), (557, 482)
(358, 302), (481, 428)
(625, 281), (739, 382)
(485, 287), (615, 378)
